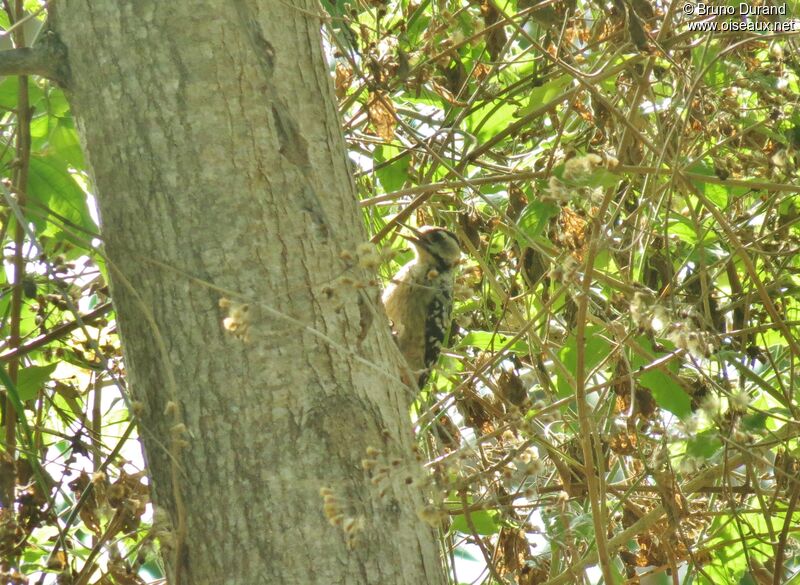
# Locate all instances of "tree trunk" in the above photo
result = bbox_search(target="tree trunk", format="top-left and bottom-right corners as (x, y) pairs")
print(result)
(51, 2), (445, 584)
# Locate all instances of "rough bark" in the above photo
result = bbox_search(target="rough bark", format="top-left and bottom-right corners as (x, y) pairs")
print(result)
(51, 2), (446, 584)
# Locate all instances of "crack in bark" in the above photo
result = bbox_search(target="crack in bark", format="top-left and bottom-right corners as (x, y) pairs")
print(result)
(271, 103), (310, 168)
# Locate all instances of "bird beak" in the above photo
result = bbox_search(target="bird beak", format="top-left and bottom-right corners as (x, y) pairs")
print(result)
(399, 225), (422, 244)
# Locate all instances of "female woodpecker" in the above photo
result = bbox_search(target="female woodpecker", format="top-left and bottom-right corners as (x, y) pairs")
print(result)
(382, 226), (461, 389)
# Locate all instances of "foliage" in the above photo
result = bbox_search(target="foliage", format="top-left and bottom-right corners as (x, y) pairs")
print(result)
(328, 1), (800, 583)
(1, 1), (800, 585)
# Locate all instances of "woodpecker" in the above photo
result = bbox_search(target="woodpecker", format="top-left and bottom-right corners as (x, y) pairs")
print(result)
(382, 226), (461, 389)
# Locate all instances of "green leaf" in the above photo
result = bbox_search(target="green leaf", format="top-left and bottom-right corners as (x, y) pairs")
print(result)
(321, 0), (358, 18)
(516, 75), (572, 117)
(467, 100), (518, 142)
(742, 411), (768, 431)
(0, 77), (43, 111)
(686, 429), (722, 459)
(44, 86), (72, 118)
(27, 154), (96, 242)
(667, 215), (700, 245)
(640, 368), (692, 418)
(374, 144), (409, 193)
(702, 182), (729, 209)
(0, 77), (18, 109)
(557, 325), (610, 398)
(458, 331), (529, 354)
(49, 118), (85, 168)
(688, 164), (729, 209)
(15, 364), (57, 401)
(517, 200), (558, 239)
(30, 115), (49, 139)
(693, 43), (727, 86)
(630, 337), (691, 417)
(451, 510), (500, 535)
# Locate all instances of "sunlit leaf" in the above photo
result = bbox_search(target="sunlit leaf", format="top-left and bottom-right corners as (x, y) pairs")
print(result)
(458, 331), (528, 354)
(27, 154), (96, 242)
(14, 364), (57, 402)
(516, 74), (573, 117)
(451, 510), (500, 535)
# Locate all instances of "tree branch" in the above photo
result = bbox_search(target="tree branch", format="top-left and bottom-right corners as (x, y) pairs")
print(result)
(0, 303), (112, 363)
(0, 34), (70, 85)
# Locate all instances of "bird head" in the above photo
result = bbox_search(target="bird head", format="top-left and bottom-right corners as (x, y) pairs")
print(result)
(403, 226), (461, 270)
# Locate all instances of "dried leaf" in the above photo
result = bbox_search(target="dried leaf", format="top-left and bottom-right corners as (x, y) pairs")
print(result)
(334, 62), (353, 100)
(367, 92), (396, 141)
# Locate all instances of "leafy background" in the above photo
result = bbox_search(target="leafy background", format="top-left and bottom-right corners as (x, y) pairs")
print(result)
(1, 1), (800, 584)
